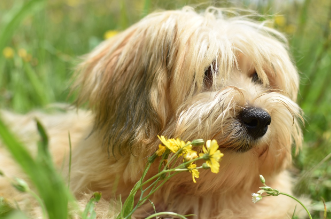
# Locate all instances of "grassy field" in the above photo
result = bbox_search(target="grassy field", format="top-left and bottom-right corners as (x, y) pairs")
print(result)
(0, 0), (331, 218)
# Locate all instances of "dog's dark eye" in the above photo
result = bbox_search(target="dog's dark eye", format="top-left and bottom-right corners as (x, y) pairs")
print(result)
(204, 65), (213, 89)
(204, 61), (218, 89)
(251, 72), (261, 84)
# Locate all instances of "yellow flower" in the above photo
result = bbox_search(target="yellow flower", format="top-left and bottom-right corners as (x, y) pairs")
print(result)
(199, 140), (223, 173)
(157, 135), (194, 158)
(274, 15), (286, 27)
(156, 144), (166, 156)
(18, 48), (27, 58)
(158, 136), (181, 153)
(104, 30), (119, 40)
(3, 47), (14, 59)
(187, 163), (199, 183)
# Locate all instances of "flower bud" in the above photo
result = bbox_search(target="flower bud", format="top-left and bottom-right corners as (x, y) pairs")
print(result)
(12, 178), (29, 193)
(202, 163), (210, 169)
(191, 139), (205, 146)
(266, 189), (280, 196)
(259, 175), (265, 184)
(159, 173), (166, 180)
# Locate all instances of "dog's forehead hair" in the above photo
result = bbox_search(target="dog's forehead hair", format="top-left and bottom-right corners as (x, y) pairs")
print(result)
(135, 7), (299, 100)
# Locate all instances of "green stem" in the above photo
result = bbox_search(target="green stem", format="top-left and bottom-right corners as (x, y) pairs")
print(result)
(138, 172), (180, 208)
(29, 190), (47, 219)
(143, 178), (160, 193)
(130, 162), (152, 193)
(129, 177), (163, 217)
(181, 157), (202, 167)
(141, 168), (188, 188)
(145, 212), (189, 219)
(279, 192), (312, 219)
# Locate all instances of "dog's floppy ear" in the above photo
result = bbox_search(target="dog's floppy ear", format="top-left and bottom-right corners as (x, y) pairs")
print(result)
(73, 19), (174, 156)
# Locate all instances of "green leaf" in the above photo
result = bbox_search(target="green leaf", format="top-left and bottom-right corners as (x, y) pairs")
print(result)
(82, 192), (102, 219)
(118, 163), (152, 219)
(0, 197), (14, 216)
(121, 180), (141, 219)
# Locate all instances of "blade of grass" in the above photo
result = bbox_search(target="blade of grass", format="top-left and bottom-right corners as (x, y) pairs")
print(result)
(321, 197), (327, 219)
(299, 3), (331, 104)
(141, 0), (151, 18)
(119, 0), (129, 29)
(294, 0), (311, 48)
(23, 62), (49, 106)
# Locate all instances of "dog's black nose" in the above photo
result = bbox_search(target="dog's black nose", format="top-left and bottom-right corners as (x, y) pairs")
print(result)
(238, 107), (271, 140)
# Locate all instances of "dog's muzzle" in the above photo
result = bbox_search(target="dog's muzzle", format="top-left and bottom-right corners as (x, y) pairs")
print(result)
(238, 107), (271, 140)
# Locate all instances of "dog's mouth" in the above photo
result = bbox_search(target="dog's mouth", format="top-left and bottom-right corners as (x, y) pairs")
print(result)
(215, 107), (271, 153)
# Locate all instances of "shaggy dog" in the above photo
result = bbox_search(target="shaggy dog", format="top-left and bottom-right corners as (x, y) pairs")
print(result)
(0, 6), (305, 219)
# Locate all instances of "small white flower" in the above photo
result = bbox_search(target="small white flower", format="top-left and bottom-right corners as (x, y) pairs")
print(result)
(252, 193), (262, 203)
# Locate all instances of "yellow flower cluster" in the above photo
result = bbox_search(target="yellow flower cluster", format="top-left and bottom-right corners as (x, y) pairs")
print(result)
(157, 136), (223, 183)
(2, 47), (37, 64)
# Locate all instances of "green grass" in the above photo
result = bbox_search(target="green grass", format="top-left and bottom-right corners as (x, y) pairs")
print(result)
(0, 0), (331, 218)
(0, 118), (72, 218)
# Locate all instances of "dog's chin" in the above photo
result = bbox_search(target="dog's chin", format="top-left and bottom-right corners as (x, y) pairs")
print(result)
(235, 143), (254, 153)
(216, 123), (270, 154)
(227, 139), (270, 158)
(218, 139), (255, 153)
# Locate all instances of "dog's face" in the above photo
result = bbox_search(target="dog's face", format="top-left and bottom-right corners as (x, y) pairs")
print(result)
(74, 7), (302, 191)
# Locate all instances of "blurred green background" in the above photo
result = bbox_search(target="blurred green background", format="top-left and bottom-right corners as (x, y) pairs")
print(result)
(0, 0), (331, 218)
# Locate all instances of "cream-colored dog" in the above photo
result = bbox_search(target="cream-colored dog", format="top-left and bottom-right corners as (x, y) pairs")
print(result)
(0, 7), (304, 219)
